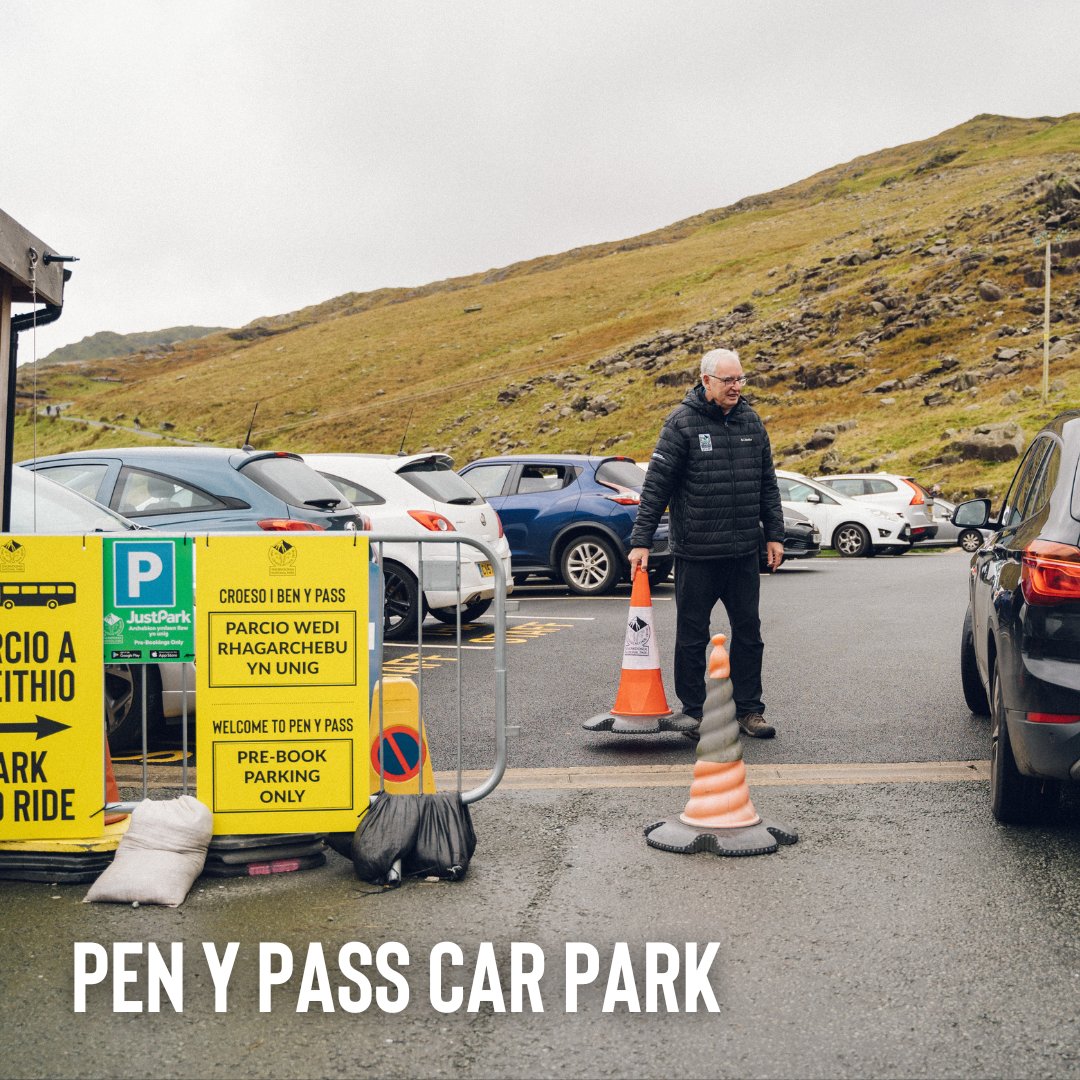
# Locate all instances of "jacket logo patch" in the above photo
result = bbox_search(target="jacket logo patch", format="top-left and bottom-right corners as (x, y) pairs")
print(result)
(740, 437), (753, 442)
(698, 434), (713, 451)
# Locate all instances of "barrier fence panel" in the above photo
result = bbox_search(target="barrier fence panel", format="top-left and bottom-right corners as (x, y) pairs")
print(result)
(106, 531), (508, 818)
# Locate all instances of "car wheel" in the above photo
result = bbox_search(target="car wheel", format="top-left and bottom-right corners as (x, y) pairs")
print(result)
(430, 599), (492, 625)
(560, 534), (620, 595)
(104, 663), (163, 753)
(989, 665), (1058, 824)
(834, 523), (871, 558)
(959, 529), (983, 553)
(382, 561), (421, 641)
(647, 558), (673, 586)
(960, 609), (989, 715)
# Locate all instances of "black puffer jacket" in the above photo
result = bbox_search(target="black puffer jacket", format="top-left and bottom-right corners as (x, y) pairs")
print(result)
(630, 386), (785, 560)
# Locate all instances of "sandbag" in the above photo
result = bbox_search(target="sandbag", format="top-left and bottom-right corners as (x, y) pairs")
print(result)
(84, 796), (212, 907)
(351, 793), (475, 885)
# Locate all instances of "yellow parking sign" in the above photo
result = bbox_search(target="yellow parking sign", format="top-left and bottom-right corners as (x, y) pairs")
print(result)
(0, 536), (104, 840)
(195, 535), (371, 833)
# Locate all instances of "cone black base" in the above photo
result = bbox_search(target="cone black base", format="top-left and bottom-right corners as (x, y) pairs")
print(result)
(583, 712), (692, 735)
(644, 817), (798, 857)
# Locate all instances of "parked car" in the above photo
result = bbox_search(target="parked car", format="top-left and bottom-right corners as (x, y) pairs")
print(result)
(775, 469), (912, 556)
(304, 452), (513, 639)
(763, 506), (821, 570)
(459, 454), (672, 594)
(20, 447), (366, 533)
(919, 497), (989, 552)
(815, 472), (937, 548)
(956, 409), (1080, 824)
(7, 466), (194, 751)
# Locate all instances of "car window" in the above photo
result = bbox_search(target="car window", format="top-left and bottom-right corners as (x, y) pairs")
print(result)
(826, 478), (865, 497)
(866, 479), (897, 495)
(595, 460), (646, 490)
(35, 462), (109, 499)
(239, 456), (346, 508)
(397, 459), (480, 504)
(116, 467), (230, 517)
(1001, 437), (1052, 528)
(463, 464), (512, 499)
(778, 477), (838, 505)
(1025, 443), (1061, 527)
(515, 465), (574, 494)
(318, 473), (386, 507)
(10, 469), (132, 533)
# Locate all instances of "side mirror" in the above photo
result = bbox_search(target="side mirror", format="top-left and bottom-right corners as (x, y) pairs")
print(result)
(953, 498), (991, 528)
(805, 492), (821, 504)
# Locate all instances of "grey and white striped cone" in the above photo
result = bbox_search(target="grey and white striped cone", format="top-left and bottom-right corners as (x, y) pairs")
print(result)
(644, 633), (798, 856)
(583, 569), (692, 734)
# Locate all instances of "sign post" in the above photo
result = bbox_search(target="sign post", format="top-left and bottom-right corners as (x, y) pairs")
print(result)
(0, 535), (104, 840)
(195, 534), (371, 833)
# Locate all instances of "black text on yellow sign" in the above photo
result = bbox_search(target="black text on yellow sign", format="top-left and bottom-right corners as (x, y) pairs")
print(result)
(195, 535), (370, 834)
(0, 536), (104, 840)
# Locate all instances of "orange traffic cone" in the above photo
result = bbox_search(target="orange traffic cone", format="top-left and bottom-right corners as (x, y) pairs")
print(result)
(644, 634), (797, 856)
(583, 568), (691, 735)
(103, 742), (128, 826)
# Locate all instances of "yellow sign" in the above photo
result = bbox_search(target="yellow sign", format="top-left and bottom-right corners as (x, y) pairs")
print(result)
(195, 535), (370, 833)
(0, 536), (104, 840)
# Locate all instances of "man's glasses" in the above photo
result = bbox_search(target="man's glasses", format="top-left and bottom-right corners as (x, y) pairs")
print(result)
(706, 373), (749, 387)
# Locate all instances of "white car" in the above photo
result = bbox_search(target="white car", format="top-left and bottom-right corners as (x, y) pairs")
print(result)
(304, 452), (513, 639)
(814, 472), (938, 546)
(775, 469), (912, 557)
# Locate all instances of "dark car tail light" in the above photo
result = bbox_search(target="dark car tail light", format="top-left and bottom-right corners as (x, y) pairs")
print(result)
(1028, 712), (1080, 724)
(257, 519), (327, 531)
(1021, 540), (1080, 605)
(408, 510), (456, 532)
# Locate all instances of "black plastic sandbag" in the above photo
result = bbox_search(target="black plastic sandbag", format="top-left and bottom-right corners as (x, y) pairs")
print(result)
(351, 792), (476, 885)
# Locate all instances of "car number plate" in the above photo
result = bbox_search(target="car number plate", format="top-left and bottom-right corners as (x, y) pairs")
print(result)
(479, 562), (494, 578)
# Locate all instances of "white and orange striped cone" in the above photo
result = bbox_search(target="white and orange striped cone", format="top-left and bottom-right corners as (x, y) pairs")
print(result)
(644, 634), (798, 856)
(583, 568), (693, 735)
(103, 742), (129, 827)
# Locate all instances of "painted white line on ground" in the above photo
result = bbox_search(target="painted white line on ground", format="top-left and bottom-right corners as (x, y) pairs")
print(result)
(118, 760), (992, 791)
(383, 642), (494, 651)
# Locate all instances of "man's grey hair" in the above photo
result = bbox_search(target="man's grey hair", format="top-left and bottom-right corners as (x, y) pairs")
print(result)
(700, 348), (740, 377)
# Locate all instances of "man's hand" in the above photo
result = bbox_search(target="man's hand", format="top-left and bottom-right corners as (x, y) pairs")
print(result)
(766, 541), (784, 572)
(628, 546), (650, 578)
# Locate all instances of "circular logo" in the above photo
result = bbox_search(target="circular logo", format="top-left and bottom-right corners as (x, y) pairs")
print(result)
(371, 726), (426, 782)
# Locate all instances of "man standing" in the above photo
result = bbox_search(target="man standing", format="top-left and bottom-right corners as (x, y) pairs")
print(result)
(629, 347), (784, 739)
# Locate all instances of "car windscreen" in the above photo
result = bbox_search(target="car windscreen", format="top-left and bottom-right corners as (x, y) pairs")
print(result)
(239, 456), (348, 509)
(10, 469), (133, 533)
(397, 459), (480, 505)
(595, 460), (647, 491)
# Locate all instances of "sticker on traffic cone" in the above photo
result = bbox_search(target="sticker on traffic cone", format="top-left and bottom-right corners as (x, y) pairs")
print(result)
(583, 568), (692, 735)
(644, 634), (797, 856)
(103, 742), (129, 826)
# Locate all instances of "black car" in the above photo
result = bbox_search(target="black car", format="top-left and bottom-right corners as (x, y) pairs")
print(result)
(759, 506), (821, 572)
(956, 409), (1080, 823)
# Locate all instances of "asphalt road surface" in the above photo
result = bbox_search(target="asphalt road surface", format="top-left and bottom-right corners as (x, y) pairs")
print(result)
(7, 548), (1080, 1080)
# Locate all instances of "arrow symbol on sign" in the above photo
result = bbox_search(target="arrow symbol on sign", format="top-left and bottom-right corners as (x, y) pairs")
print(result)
(0, 715), (71, 740)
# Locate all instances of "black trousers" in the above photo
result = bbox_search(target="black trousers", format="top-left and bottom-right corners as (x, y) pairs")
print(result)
(673, 553), (765, 718)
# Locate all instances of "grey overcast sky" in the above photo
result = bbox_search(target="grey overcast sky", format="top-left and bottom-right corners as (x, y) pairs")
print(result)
(4, 0), (1079, 360)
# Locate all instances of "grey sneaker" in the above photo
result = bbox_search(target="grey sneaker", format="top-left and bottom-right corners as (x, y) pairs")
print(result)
(738, 712), (776, 739)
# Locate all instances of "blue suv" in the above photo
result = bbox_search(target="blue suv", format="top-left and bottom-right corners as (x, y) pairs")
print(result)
(459, 454), (671, 594)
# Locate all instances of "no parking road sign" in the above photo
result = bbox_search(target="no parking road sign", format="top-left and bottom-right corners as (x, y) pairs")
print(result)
(371, 726), (426, 783)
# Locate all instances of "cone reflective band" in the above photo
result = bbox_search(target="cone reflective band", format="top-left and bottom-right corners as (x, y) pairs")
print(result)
(583, 569), (695, 735)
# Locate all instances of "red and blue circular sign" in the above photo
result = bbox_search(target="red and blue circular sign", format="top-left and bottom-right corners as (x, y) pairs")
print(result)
(371, 726), (426, 782)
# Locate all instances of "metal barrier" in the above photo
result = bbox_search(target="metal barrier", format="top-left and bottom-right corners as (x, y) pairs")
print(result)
(111, 532), (509, 812)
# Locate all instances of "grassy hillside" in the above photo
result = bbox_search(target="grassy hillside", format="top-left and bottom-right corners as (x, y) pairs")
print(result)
(34, 326), (227, 367)
(15, 113), (1080, 501)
